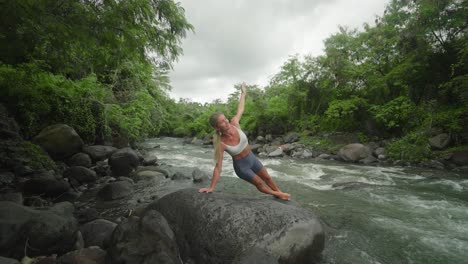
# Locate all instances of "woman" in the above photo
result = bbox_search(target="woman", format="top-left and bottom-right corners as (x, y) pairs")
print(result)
(198, 82), (290, 200)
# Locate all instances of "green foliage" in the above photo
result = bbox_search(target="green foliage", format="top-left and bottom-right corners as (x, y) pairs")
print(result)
(386, 132), (432, 162)
(370, 96), (416, 130)
(324, 97), (367, 131)
(0, 63), (109, 142)
(20, 141), (56, 171)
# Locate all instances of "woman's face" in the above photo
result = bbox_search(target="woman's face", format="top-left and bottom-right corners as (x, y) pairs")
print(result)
(216, 114), (230, 131)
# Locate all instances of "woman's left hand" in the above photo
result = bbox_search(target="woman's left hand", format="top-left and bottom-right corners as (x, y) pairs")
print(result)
(241, 82), (246, 94)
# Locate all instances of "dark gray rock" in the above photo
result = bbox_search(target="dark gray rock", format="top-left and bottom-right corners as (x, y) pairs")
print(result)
(283, 132), (300, 143)
(0, 201), (78, 259)
(68, 152), (92, 168)
(0, 193), (22, 204)
(149, 188), (324, 264)
(82, 145), (118, 162)
(33, 124), (83, 160)
(97, 181), (134, 200)
(106, 211), (181, 264)
(192, 168), (210, 183)
(63, 166), (97, 185)
(58, 246), (106, 264)
(429, 133), (451, 150)
(338, 143), (371, 162)
(108, 148), (140, 177)
(22, 178), (70, 197)
(80, 219), (117, 249)
(0, 172), (15, 187)
(451, 151), (468, 166)
(0, 256), (20, 264)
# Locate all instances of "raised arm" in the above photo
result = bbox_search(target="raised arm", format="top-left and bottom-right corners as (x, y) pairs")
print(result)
(231, 82), (246, 126)
(199, 145), (225, 193)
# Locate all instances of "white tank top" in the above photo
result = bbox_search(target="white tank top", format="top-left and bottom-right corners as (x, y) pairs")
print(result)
(223, 127), (248, 156)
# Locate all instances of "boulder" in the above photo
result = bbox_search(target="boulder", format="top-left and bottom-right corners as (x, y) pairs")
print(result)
(97, 181), (134, 201)
(22, 178), (70, 197)
(192, 168), (209, 183)
(63, 166), (97, 186)
(33, 124), (83, 160)
(149, 188), (324, 264)
(283, 132), (300, 144)
(0, 256), (20, 264)
(58, 246), (106, 264)
(268, 148), (283, 157)
(108, 148), (140, 176)
(429, 133), (451, 150)
(83, 145), (118, 162)
(106, 211), (180, 264)
(338, 143), (371, 162)
(68, 152), (92, 168)
(0, 202), (78, 259)
(450, 151), (468, 166)
(80, 219), (117, 249)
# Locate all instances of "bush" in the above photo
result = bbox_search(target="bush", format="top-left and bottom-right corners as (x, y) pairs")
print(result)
(370, 96), (417, 132)
(324, 97), (367, 131)
(386, 132), (432, 162)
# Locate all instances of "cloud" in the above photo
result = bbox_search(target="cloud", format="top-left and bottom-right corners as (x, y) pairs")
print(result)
(169, 0), (390, 103)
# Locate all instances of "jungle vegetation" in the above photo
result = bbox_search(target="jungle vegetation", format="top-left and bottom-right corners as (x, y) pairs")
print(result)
(1, 0), (466, 162)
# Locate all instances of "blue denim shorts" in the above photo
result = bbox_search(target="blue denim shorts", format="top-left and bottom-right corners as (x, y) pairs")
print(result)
(232, 152), (264, 182)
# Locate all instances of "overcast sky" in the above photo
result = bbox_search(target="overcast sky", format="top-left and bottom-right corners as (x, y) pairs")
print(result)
(168, 0), (390, 103)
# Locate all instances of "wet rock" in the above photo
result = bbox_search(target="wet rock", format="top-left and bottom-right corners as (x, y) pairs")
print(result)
(74, 207), (100, 224)
(450, 151), (468, 166)
(283, 132), (300, 144)
(373, 147), (385, 157)
(268, 148), (283, 157)
(192, 168), (209, 183)
(0, 192), (23, 204)
(0, 172), (15, 186)
(142, 156), (157, 166)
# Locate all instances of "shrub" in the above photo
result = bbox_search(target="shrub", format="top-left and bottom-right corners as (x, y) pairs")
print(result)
(386, 132), (432, 162)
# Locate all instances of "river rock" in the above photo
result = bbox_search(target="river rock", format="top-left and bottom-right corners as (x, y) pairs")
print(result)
(63, 166), (97, 186)
(149, 188), (325, 264)
(268, 148), (283, 157)
(283, 132), (300, 143)
(0, 201), (78, 259)
(450, 151), (468, 166)
(192, 168), (209, 183)
(33, 124), (83, 160)
(106, 211), (180, 264)
(338, 143), (371, 162)
(108, 148), (140, 176)
(97, 181), (134, 200)
(0, 256), (20, 264)
(58, 246), (106, 264)
(80, 219), (117, 248)
(429, 133), (451, 150)
(68, 152), (92, 167)
(22, 178), (70, 197)
(83, 145), (117, 162)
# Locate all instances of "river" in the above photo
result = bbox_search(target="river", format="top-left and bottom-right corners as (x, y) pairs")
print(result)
(140, 137), (468, 264)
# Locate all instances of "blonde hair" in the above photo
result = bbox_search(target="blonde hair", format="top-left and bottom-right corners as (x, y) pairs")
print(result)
(209, 112), (223, 160)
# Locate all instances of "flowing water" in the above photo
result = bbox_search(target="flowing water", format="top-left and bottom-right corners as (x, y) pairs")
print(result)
(140, 137), (468, 264)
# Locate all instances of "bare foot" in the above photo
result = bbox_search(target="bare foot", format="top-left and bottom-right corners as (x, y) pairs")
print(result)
(275, 192), (291, 201)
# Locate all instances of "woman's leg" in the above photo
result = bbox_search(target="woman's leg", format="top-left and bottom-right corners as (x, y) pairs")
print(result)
(250, 175), (290, 200)
(256, 167), (282, 192)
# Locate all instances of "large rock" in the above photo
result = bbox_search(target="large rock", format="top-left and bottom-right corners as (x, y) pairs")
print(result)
(22, 178), (70, 197)
(68, 152), (92, 167)
(33, 124), (83, 160)
(149, 188), (324, 264)
(97, 181), (134, 200)
(338, 143), (371, 162)
(80, 219), (117, 249)
(83, 145), (118, 162)
(106, 210), (181, 264)
(63, 166), (98, 186)
(429, 133), (450, 150)
(0, 202), (78, 259)
(451, 151), (468, 166)
(108, 148), (140, 176)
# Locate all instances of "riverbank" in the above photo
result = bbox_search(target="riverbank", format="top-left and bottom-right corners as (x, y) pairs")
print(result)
(185, 131), (468, 176)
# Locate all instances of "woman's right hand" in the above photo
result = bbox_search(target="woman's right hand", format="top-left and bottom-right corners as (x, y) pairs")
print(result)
(198, 187), (214, 193)
(241, 82), (246, 94)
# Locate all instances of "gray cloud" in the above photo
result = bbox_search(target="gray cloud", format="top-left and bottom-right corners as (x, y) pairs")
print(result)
(169, 0), (390, 103)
